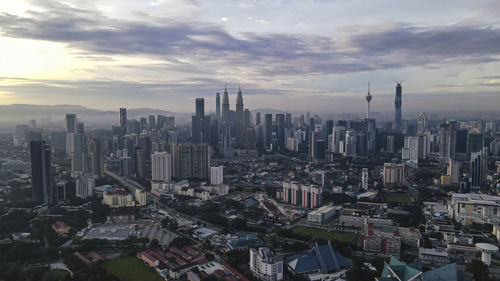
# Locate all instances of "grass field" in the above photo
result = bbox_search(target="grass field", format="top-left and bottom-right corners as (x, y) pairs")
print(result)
(103, 256), (164, 281)
(292, 226), (358, 244)
(385, 192), (412, 204)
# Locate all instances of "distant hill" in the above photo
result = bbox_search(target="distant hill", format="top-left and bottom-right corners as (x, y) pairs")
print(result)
(0, 104), (190, 130)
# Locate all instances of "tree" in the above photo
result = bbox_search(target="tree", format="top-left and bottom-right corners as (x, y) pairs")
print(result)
(205, 253), (215, 261)
(150, 238), (160, 248)
(466, 260), (489, 281)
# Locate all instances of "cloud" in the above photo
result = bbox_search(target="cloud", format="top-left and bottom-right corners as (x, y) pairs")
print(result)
(0, 1), (499, 80)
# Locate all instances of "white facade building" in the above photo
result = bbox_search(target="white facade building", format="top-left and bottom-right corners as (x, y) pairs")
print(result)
(250, 247), (283, 281)
(151, 151), (172, 182)
(210, 166), (224, 185)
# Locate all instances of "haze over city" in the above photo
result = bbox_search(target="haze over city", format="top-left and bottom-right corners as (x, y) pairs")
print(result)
(1, 0), (500, 113)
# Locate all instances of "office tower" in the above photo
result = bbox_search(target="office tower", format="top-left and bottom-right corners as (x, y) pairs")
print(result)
(365, 82), (372, 118)
(325, 120), (334, 137)
(192, 98), (211, 144)
(264, 114), (273, 147)
(196, 98), (205, 117)
(75, 174), (95, 198)
(394, 82), (402, 132)
(356, 132), (366, 156)
(365, 118), (376, 153)
(76, 122), (84, 135)
(383, 163), (406, 188)
(315, 139), (326, 160)
(148, 115), (156, 130)
(66, 114), (77, 133)
(447, 159), (460, 185)
(222, 85), (230, 120)
(135, 147), (145, 178)
(386, 135), (395, 153)
(361, 168), (369, 190)
(152, 151), (172, 182)
(89, 138), (104, 178)
(244, 109), (251, 128)
(120, 155), (134, 177)
(470, 149), (488, 190)
(309, 118), (316, 131)
(210, 166), (224, 185)
(30, 141), (53, 204)
(439, 121), (457, 162)
(71, 134), (87, 174)
(331, 126), (345, 153)
(255, 112), (261, 125)
(29, 119), (37, 129)
(170, 143), (211, 180)
(140, 117), (148, 132)
(276, 114), (285, 152)
(286, 113), (292, 129)
(417, 112), (427, 134)
(308, 131), (316, 161)
(216, 92), (221, 119)
(455, 129), (468, 155)
(119, 108), (127, 136)
(344, 129), (358, 156)
(55, 182), (66, 202)
(467, 132), (483, 156)
(486, 122), (496, 136)
(156, 115), (166, 130)
(127, 119), (140, 134)
(247, 127), (256, 150)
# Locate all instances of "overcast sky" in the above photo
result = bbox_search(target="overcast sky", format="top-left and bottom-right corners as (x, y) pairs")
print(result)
(0, 0), (499, 115)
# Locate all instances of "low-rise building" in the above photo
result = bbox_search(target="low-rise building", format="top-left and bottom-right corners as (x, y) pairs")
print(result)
(51, 221), (71, 236)
(103, 187), (136, 208)
(418, 248), (450, 266)
(307, 205), (337, 224)
(448, 193), (500, 226)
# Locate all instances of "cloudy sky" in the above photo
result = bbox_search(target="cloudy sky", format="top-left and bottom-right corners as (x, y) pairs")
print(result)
(0, 0), (499, 115)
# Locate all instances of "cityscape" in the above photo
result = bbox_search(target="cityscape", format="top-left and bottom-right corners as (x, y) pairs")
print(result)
(1, 1), (500, 281)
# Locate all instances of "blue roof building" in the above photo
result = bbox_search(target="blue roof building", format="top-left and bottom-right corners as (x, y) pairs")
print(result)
(227, 233), (265, 250)
(377, 256), (472, 281)
(286, 244), (351, 274)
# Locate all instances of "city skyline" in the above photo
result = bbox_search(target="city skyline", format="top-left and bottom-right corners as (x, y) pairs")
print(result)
(0, 0), (499, 112)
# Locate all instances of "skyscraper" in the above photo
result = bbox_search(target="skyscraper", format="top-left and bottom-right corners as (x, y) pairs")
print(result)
(276, 113), (285, 152)
(470, 149), (488, 190)
(222, 85), (230, 120)
(119, 108), (127, 136)
(195, 98), (205, 118)
(394, 82), (402, 132)
(30, 140), (53, 204)
(65, 114), (77, 133)
(216, 92), (221, 119)
(439, 121), (457, 162)
(255, 112), (261, 125)
(264, 114), (273, 147)
(89, 138), (104, 178)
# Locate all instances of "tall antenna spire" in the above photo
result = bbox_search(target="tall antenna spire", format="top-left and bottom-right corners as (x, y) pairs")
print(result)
(365, 81), (373, 119)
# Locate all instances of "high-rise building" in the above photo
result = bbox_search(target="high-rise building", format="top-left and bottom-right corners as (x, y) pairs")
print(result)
(344, 129), (358, 156)
(195, 98), (205, 118)
(401, 136), (425, 166)
(467, 132), (483, 156)
(365, 118), (376, 153)
(30, 141), (53, 204)
(89, 138), (104, 178)
(119, 108), (127, 136)
(331, 126), (345, 153)
(65, 114), (77, 133)
(75, 173), (95, 198)
(361, 168), (369, 190)
(470, 149), (488, 190)
(383, 163), (406, 188)
(276, 114), (285, 152)
(281, 182), (321, 209)
(394, 82), (402, 132)
(170, 143), (211, 180)
(210, 166), (224, 185)
(76, 122), (84, 135)
(152, 151), (172, 182)
(222, 85), (230, 120)
(250, 247), (283, 281)
(148, 115), (156, 130)
(216, 92), (221, 119)
(447, 159), (460, 185)
(255, 112), (261, 126)
(417, 112), (427, 134)
(439, 121), (457, 162)
(264, 114), (273, 147)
